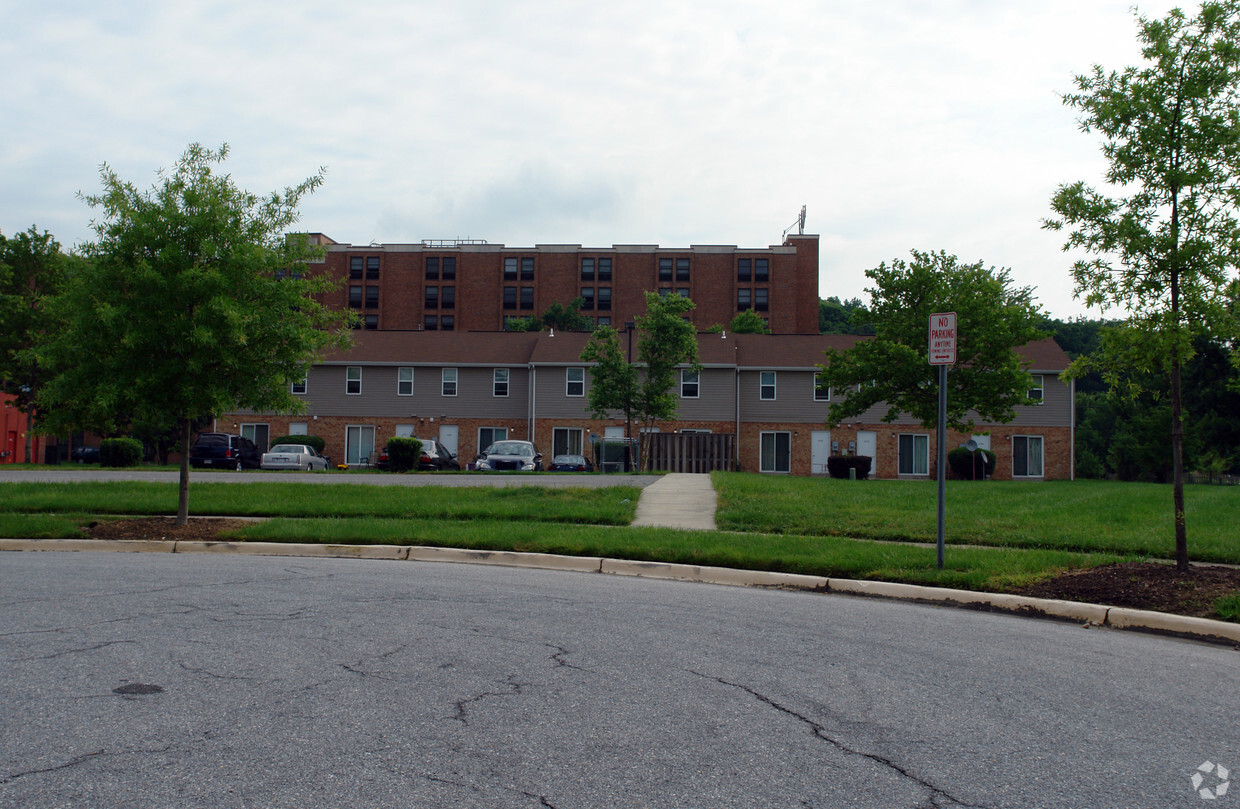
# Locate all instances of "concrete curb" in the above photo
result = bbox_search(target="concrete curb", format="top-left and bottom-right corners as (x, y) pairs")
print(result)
(4, 538), (1238, 646)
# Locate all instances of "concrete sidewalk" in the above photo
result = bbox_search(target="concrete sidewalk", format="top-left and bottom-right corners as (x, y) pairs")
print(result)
(631, 473), (717, 530)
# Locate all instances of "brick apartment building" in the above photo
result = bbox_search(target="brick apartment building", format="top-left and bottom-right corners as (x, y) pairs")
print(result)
(305, 233), (820, 334)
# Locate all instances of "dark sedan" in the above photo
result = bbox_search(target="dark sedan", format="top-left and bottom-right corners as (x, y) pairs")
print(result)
(548, 454), (592, 472)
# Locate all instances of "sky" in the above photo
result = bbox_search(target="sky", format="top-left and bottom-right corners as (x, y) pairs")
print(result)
(1, 0), (1190, 319)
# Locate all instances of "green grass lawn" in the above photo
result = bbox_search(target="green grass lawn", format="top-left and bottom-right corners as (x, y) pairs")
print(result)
(1, 474), (1234, 596)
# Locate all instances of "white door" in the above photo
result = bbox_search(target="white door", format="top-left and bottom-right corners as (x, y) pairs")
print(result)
(811, 430), (831, 475)
(395, 424), (415, 438)
(857, 430), (877, 476)
(438, 425), (458, 456)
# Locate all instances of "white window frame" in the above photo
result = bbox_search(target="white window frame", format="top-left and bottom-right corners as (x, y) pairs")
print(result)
(813, 372), (830, 402)
(760, 431), (791, 473)
(1013, 435), (1044, 478)
(1027, 374), (1044, 404)
(566, 367), (585, 397)
(288, 422), (308, 435)
(291, 375), (308, 395)
(346, 366), (362, 395)
(760, 371), (776, 401)
(898, 433), (929, 476)
(397, 367), (414, 396)
(442, 368), (457, 397)
(552, 427), (584, 457)
(680, 369), (700, 398)
(493, 368), (510, 397)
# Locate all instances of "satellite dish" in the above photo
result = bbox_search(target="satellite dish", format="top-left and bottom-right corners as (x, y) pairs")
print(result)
(965, 439), (978, 452)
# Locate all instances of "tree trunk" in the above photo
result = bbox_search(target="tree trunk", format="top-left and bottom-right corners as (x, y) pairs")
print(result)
(1171, 353), (1188, 570)
(176, 417), (191, 526)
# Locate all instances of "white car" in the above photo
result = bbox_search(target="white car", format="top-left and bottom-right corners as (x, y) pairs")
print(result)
(261, 444), (329, 471)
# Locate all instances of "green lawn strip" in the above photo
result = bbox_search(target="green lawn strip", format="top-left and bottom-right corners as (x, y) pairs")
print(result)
(0, 513), (88, 539)
(225, 517), (1122, 593)
(0, 482), (641, 525)
(712, 473), (1240, 564)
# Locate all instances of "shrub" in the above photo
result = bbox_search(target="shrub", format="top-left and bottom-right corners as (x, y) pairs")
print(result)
(947, 446), (996, 479)
(99, 437), (144, 468)
(270, 434), (325, 454)
(383, 436), (423, 472)
(826, 455), (872, 480)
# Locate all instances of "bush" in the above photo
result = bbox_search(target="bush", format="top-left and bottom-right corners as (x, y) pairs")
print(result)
(383, 436), (423, 472)
(99, 437), (144, 468)
(826, 455), (872, 480)
(270, 434), (325, 454)
(947, 446), (996, 479)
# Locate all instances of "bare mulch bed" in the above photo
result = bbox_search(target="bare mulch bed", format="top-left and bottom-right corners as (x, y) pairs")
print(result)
(86, 519), (1239, 621)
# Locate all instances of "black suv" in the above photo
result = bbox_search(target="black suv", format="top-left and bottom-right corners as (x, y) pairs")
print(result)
(190, 432), (262, 470)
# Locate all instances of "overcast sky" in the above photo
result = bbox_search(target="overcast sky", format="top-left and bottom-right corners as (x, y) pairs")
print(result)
(2, 1), (1189, 319)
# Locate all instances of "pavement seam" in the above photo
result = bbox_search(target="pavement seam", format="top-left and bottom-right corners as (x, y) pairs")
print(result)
(3, 537), (1238, 646)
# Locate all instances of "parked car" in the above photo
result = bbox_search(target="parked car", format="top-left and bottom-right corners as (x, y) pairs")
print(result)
(548, 454), (592, 472)
(417, 439), (460, 471)
(261, 443), (329, 472)
(70, 445), (100, 464)
(190, 432), (262, 471)
(475, 440), (542, 471)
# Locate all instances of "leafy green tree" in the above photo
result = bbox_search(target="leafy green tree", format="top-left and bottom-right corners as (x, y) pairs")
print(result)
(1044, 1), (1240, 568)
(819, 296), (873, 335)
(505, 298), (594, 332)
(816, 250), (1044, 430)
(580, 291), (700, 469)
(726, 309), (770, 334)
(0, 227), (68, 463)
(36, 143), (350, 524)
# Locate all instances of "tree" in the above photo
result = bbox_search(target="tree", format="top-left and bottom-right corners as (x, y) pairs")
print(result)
(818, 296), (873, 335)
(36, 143), (350, 524)
(1044, 1), (1240, 569)
(726, 309), (770, 334)
(580, 291), (700, 469)
(505, 298), (594, 332)
(815, 250), (1045, 431)
(0, 227), (68, 463)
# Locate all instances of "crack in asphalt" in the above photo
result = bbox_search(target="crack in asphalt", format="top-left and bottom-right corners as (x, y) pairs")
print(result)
(451, 673), (526, 726)
(416, 772), (560, 808)
(2, 744), (177, 785)
(11, 639), (136, 662)
(178, 661), (258, 681)
(689, 671), (993, 809)
(545, 643), (592, 673)
(340, 643), (411, 681)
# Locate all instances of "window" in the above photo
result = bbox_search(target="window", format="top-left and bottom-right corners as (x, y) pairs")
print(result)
(478, 426), (508, 452)
(581, 258), (594, 280)
(676, 287), (690, 298)
(580, 287), (595, 310)
(813, 372), (830, 402)
(898, 434), (930, 475)
(346, 425), (375, 466)
(292, 375), (307, 395)
(754, 258), (769, 282)
(349, 257), (363, 279)
(365, 286), (379, 309)
(520, 257), (535, 280)
(1028, 374), (1044, 403)
(760, 371), (776, 400)
(398, 367), (414, 396)
(503, 286), (517, 310)
(566, 367), (585, 397)
(425, 286), (439, 309)
(425, 314), (438, 331)
(289, 422), (308, 435)
(596, 316), (611, 327)
(442, 368), (457, 397)
(658, 257), (673, 282)
(760, 431), (791, 473)
(364, 314), (378, 330)
(681, 369), (699, 398)
(241, 423), (270, 453)
(676, 258), (690, 282)
(425, 257), (439, 280)
(441, 256), (455, 280)
(553, 427), (583, 457)
(349, 286), (362, 308)
(597, 287), (612, 310)
(493, 368), (509, 397)
(441, 286), (455, 310)
(737, 289), (751, 311)
(346, 366), (362, 395)
(1013, 435), (1044, 477)
(597, 258), (612, 281)
(504, 257), (518, 280)
(520, 287), (534, 310)
(366, 256), (380, 279)
(737, 258), (752, 282)
(441, 315), (455, 331)
(754, 288), (769, 311)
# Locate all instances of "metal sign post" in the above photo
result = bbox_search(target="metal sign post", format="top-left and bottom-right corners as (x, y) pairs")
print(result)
(928, 313), (957, 570)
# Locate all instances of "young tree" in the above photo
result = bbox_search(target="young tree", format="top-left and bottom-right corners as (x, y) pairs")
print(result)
(726, 308), (771, 334)
(580, 324), (639, 432)
(1044, 1), (1240, 569)
(36, 143), (351, 524)
(0, 227), (68, 463)
(816, 250), (1045, 430)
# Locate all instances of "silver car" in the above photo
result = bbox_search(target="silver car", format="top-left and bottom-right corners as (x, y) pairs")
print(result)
(475, 440), (543, 471)
(260, 444), (329, 471)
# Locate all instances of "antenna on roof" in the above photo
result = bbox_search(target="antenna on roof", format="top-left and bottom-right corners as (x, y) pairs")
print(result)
(782, 205), (807, 238)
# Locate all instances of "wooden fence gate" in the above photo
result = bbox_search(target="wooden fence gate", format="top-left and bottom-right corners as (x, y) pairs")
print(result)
(645, 433), (736, 473)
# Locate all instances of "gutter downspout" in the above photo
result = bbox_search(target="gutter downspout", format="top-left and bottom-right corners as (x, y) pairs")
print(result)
(1069, 375), (1075, 481)
(529, 364), (536, 446)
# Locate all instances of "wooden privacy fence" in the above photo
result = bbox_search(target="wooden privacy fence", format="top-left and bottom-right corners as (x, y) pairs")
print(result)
(645, 433), (736, 473)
